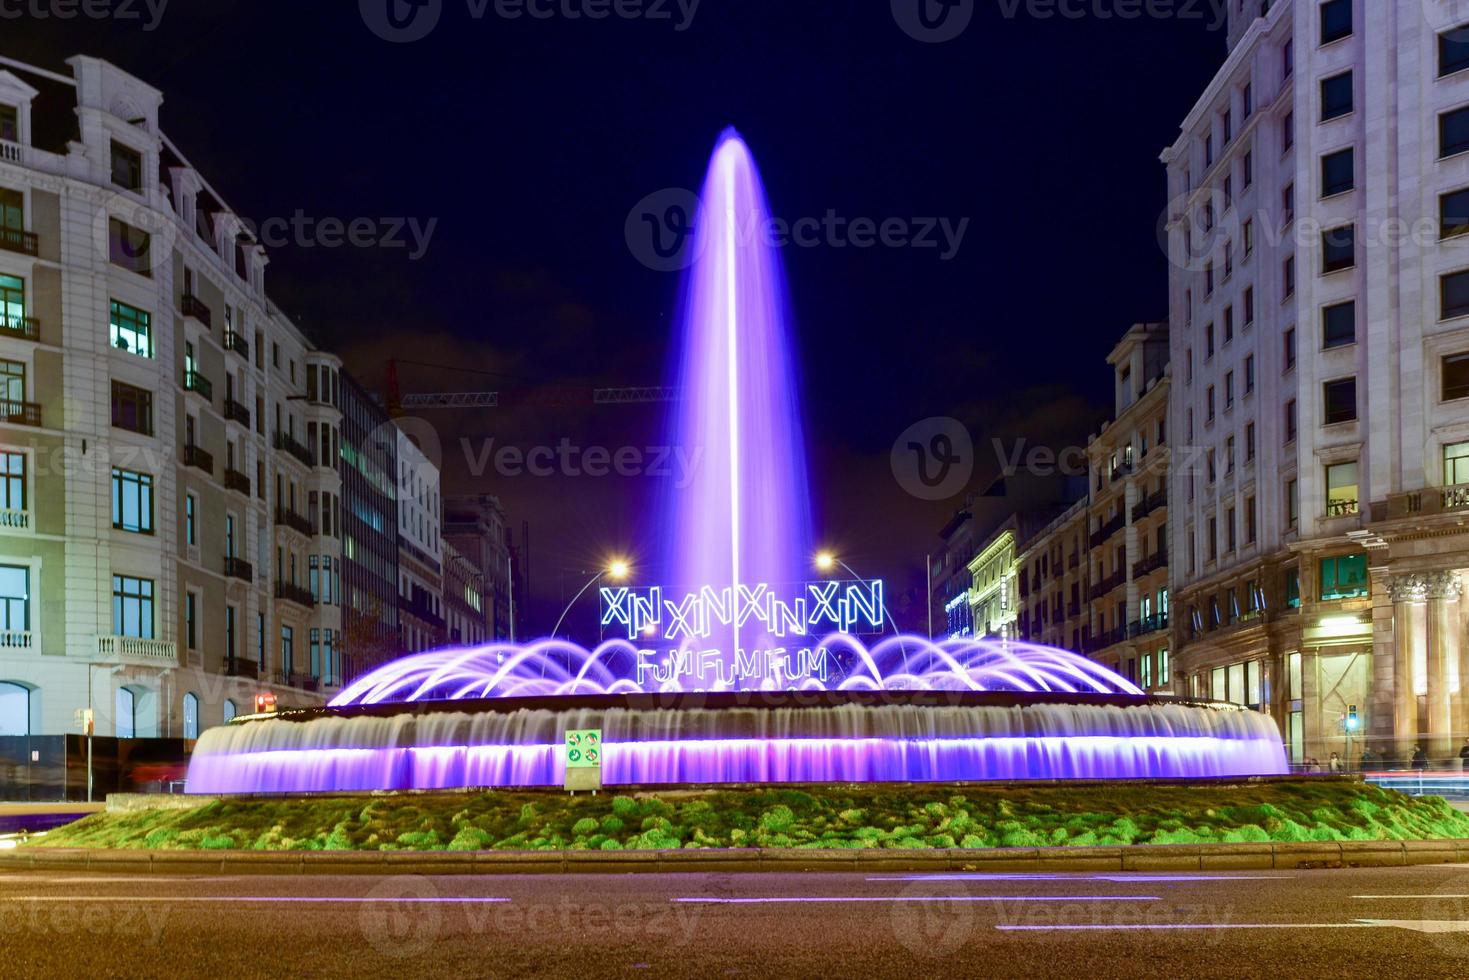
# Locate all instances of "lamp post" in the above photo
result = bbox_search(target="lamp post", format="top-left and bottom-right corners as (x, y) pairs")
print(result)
(816, 551), (910, 680)
(549, 560), (630, 642)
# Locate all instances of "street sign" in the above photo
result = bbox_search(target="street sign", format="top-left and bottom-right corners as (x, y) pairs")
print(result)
(564, 728), (603, 792)
(254, 691), (278, 714)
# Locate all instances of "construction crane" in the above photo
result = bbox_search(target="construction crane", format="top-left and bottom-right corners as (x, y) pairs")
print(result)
(387, 359), (681, 412)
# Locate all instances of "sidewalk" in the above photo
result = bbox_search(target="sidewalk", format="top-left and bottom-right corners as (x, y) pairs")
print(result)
(2, 838), (1466, 876)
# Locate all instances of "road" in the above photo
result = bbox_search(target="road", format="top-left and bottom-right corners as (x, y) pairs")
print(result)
(2, 865), (1469, 977)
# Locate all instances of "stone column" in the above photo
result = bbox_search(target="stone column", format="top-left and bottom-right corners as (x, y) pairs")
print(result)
(1426, 572), (1464, 763)
(1389, 574), (1428, 762)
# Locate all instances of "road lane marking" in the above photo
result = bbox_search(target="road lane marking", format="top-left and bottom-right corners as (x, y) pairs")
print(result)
(0, 896), (511, 904)
(871, 874), (1293, 883)
(675, 895), (1161, 904)
(1354, 894), (1469, 900)
(998, 920), (1469, 933)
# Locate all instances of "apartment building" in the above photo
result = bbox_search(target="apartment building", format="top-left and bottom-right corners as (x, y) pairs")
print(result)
(396, 425), (444, 653)
(0, 56), (342, 739)
(1165, 1), (1469, 762)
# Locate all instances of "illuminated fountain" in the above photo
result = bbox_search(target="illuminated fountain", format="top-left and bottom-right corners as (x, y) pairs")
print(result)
(187, 131), (1288, 794)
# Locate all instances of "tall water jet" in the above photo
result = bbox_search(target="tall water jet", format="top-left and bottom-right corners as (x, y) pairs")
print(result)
(664, 129), (813, 664)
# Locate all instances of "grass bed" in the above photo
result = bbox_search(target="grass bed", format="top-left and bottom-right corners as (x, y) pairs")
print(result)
(32, 781), (1469, 852)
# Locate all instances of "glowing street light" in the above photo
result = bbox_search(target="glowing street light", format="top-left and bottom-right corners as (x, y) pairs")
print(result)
(550, 559), (632, 642)
(815, 551), (836, 573)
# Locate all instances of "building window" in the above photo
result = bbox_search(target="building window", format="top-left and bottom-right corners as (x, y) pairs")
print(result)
(107, 218), (152, 277)
(1321, 71), (1353, 121)
(1440, 188), (1469, 240)
(1320, 0), (1352, 44)
(1285, 399), (1298, 442)
(1325, 461), (1360, 517)
(108, 300), (151, 357)
(1282, 112), (1295, 152)
(110, 381), (153, 435)
(1443, 269), (1469, 319)
(110, 468), (154, 533)
(282, 626), (295, 676)
(1445, 353), (1469, 400)
(1323, 377), (1358, 424)
(0, 104), (16, 143)
(1442, 24), (1469, 77)
(0, 451), (24, 514)
(1284, 255), (1296, 298)
(1286, 478), (1299, 529)
(185, 592), (197, 650)
(1322, 224), (1356, 273)
(183, 692), (199, 740)
(1243, 286), (1255, 326)
(0, 360), (26, 420)
(1446, 441), (1469, 487)
(1443, 105), (1469, 158)
(1321, 147), (1354, 197)
(115, 688), (136, 739)
(1320, 553), (1369, 600)
(111, 575), (155, 639)
(185, 493), (197, 547)
(110, 141), (142, 192)
(1246, 421), (1257, 461)
(1245, 354), (1256, 394)
(0, 274), (25, 333)
(1285, 569), (1301, 609)
(1322, 300), (1356, 348)
(1284, 327), (1297, 370)
(223, 700), (237, 723)
(0, 680), (28, 736)
(0, 564), (29, 633)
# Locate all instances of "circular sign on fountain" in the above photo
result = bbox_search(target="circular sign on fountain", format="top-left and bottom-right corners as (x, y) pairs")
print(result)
(186, 130), (1289, 794)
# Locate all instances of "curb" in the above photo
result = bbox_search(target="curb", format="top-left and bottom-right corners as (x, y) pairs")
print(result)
(3, 839), (1469, 876)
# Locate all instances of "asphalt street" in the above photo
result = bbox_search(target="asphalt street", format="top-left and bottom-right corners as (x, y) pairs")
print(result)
(2, 865), (1469, 977)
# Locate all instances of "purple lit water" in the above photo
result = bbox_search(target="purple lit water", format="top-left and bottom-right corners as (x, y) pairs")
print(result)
(664, 130), (812, 661)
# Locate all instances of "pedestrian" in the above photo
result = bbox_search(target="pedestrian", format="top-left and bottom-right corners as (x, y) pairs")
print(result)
(1412, 744), (1429, 770)
(1328, 752), (1343, 773)
(1360, 747), (1376, 771)
(1459, 738), (1469, 770)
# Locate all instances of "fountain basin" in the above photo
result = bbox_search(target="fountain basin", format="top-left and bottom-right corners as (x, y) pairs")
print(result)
(185, 690), (1289, 794)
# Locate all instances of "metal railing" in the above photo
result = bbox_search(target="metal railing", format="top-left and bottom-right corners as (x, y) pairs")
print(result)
(1, 399), (41, 427)
(183, 369), (213, 402)
(180, 293), (212, 326)
(273, 431), (316, 467)
(274, 506), (316, 537)
(0, 314), (38, 341)
(0, 227), (38, 257)
(224, 556), (254, 582)
(223, 330), (250, 359)
(224, 467), (251, 496)
(274, 581), (317, 608)
(226, 658), (259, 679)
(1132, 548), (1168, 579)
(182, 443), (213, 475)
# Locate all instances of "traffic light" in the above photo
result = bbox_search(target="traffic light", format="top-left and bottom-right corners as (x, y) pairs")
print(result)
(1346, 704), (1359, 731)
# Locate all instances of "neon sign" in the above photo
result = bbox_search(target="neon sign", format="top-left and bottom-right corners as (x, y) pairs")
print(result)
(600, 580), (885, 642)
(599, 580), (887, 688)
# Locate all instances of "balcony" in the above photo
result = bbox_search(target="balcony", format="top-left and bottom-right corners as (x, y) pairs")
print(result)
(183, 369), (213, 402)
(180, 293), (212, 327)
(1326, 498), (1360, 519)
(1083, 624), (1128, 654)
(1131, 488), (1167, 522)
(0, 314), (38, 342)
(1374, 484), (1469, 522)
(274, 506), (316, 538)
(0, 630), (33, 649)
(1130, 613), (1170, 638)
(273, 431), (315, 468)
(1066, 599), (1081, 618)
(223, 330), (250, 359)
(223, 397), (251, 428)
(182, 443), (213, 476)
(0, 399), (41, 427)
(290, 673), (321, 693)
(275, 580), (317, 608)
(94, 634), (178, 666)
(400, 598), (446, 630)
(1089, 513), (1125, 549)
(1132, 548), (1168, 579)
(226, 658), (259, 679)
(0, 508), (29, 530)
(224, 556), (254, 583)
(0, 227), (38, 257)
(1089, 569), (1127, 601)
(224, 467), (251, 497)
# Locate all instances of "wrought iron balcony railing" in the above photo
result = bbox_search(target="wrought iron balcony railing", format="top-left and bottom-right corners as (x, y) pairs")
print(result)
(0, 313), (38, 341)
(180, 293), (212, 326)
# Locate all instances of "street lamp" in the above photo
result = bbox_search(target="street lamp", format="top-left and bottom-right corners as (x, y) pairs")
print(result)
(813, 551), (903, 637)
(549, 559), (631, 642)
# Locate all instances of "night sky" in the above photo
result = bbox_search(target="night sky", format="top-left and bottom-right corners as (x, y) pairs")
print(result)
(8, 1), (1226, 631)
